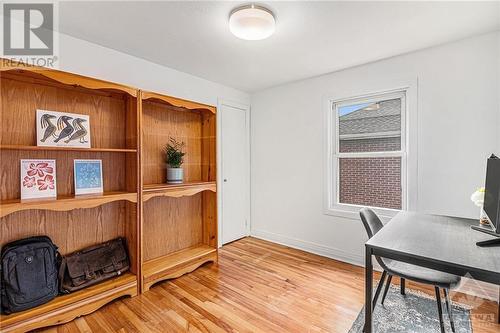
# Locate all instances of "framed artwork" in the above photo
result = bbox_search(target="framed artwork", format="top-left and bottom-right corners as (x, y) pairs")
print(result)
(20, 160), (57, 200)
(74, 160), (103, 195)
(36, 110), (91, 148)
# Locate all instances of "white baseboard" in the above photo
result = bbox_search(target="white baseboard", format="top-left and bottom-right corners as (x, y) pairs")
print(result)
(250, 228), (364, 267)
(250, 228), (499, 302)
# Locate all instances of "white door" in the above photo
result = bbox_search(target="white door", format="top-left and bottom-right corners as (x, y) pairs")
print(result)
(221, 103), (249, 244)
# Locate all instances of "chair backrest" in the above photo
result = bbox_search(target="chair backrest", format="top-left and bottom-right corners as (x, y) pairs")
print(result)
(359, 208), (389, 270)
(359, 208), (384, 239)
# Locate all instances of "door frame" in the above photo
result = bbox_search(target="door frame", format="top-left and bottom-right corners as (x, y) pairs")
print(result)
(217, 99), (251, 247)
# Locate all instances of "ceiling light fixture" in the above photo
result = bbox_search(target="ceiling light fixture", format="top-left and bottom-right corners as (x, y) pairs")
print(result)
(229, 4), (276, 41)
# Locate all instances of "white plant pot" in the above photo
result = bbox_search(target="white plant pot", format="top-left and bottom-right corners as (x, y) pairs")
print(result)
(166, 167), (183, 184)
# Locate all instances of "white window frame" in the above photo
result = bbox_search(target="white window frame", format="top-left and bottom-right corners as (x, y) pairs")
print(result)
(325, 89), (408, 219)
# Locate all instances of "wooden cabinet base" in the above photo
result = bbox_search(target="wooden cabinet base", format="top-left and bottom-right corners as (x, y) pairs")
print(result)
(0, 273), (137, 333)
(143, 245), (217, 291)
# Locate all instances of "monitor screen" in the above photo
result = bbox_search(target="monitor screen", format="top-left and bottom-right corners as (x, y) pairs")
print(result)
(484, 155), (500, 233)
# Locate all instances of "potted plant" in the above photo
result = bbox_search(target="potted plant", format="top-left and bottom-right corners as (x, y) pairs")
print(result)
(165, 137), (186, 184)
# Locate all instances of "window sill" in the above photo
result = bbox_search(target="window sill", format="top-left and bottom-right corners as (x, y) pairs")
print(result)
(324, 204), (400, 223)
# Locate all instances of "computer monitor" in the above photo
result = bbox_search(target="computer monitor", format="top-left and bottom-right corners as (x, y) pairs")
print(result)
(483, 154), (500, 233)
(471, 154), (500, 247)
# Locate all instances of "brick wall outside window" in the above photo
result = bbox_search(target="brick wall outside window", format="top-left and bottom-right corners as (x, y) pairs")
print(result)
(338, 137), (402, 210)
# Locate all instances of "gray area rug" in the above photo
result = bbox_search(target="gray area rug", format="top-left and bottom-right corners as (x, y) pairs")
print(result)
(349, 286), (473, 333)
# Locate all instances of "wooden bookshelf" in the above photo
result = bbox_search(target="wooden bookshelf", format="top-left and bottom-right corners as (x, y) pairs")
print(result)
(141, 90), (218, 291)
(0, 64), (140, 332)
(0, 61), (218, 330)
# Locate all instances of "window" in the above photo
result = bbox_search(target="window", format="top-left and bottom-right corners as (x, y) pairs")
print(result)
(327, 90), (407, 216)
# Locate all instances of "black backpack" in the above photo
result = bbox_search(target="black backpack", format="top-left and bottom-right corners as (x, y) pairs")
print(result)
(1, 236), (60, 314)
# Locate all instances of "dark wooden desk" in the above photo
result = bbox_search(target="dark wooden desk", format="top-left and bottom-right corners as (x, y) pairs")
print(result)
(364, 211), (500, 332)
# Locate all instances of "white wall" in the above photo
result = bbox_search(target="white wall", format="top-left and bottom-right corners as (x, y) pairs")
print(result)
(251, 32), (500, 298)
(57, 33), (250, 106)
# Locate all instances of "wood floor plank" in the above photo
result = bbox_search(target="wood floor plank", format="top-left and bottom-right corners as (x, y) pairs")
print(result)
(178, 275), (289, 333)
(34, 237), (500, 333)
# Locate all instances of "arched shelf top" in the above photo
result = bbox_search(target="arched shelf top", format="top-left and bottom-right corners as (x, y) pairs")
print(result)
(0, 192), (138, 218)
(1, 60), (138, 97)
(141, 91), (216, 114)
(142, 181), (216, 202)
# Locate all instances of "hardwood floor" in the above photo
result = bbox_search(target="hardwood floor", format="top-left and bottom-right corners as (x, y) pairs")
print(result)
(37, 237), (500, 333)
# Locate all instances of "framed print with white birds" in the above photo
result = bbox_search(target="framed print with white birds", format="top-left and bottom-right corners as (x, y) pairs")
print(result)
(36, 110), (91, 148)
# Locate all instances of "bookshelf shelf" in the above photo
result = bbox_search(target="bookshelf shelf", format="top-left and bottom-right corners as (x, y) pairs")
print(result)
(0, 64), (138, 97)
(0, 191), (138, 218)
(143, 181), (216, 201)
(0, 273), (137, 333)
(142, 244), (216, 291)
(142, 91), (216, 114)
(0, 144), (137, 153)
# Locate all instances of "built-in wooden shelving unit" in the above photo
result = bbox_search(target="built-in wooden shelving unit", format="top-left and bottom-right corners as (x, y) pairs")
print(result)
(0, 62), (140, 332)
(0, 60), (218, 331)
(140, 90), (218, 291)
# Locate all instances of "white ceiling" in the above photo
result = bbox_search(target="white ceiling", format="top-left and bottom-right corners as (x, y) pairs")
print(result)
(59, 1), (500, 92)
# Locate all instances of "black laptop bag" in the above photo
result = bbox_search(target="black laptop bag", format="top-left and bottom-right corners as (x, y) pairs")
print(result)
(1, 236), (60, 314)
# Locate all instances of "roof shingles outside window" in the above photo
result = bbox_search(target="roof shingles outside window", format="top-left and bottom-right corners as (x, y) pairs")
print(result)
(339, 99), (401, 137)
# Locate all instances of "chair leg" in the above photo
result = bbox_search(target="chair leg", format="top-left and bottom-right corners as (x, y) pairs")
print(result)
(444, 289), (455, 333)
(381, 275), (393, 305)
(497, 287), (500, 324)
(435, 287), (445, 333)
(400, 278), (406, 295)
(363, 271), (387, 333)
(373, 270), (387, 309)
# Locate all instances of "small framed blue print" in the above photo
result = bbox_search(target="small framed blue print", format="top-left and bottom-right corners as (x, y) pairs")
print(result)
(74, 160), (103, 195)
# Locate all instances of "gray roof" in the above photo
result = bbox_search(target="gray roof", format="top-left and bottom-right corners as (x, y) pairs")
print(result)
(339, 99), (401, 136)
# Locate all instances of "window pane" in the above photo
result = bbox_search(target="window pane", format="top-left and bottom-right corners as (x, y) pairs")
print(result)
(339, 157), (402, 209)
(338, 98), (401, 153)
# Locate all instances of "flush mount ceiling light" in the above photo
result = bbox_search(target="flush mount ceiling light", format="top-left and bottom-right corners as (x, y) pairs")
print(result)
(229, 4), (276, 41)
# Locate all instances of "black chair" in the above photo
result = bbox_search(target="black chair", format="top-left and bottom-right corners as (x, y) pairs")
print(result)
(360, 208), (461, 333)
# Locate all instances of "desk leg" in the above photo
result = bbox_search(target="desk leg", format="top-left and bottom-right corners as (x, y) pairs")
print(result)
(497, 287), (499, 324)
(365, 246), (373, 333)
